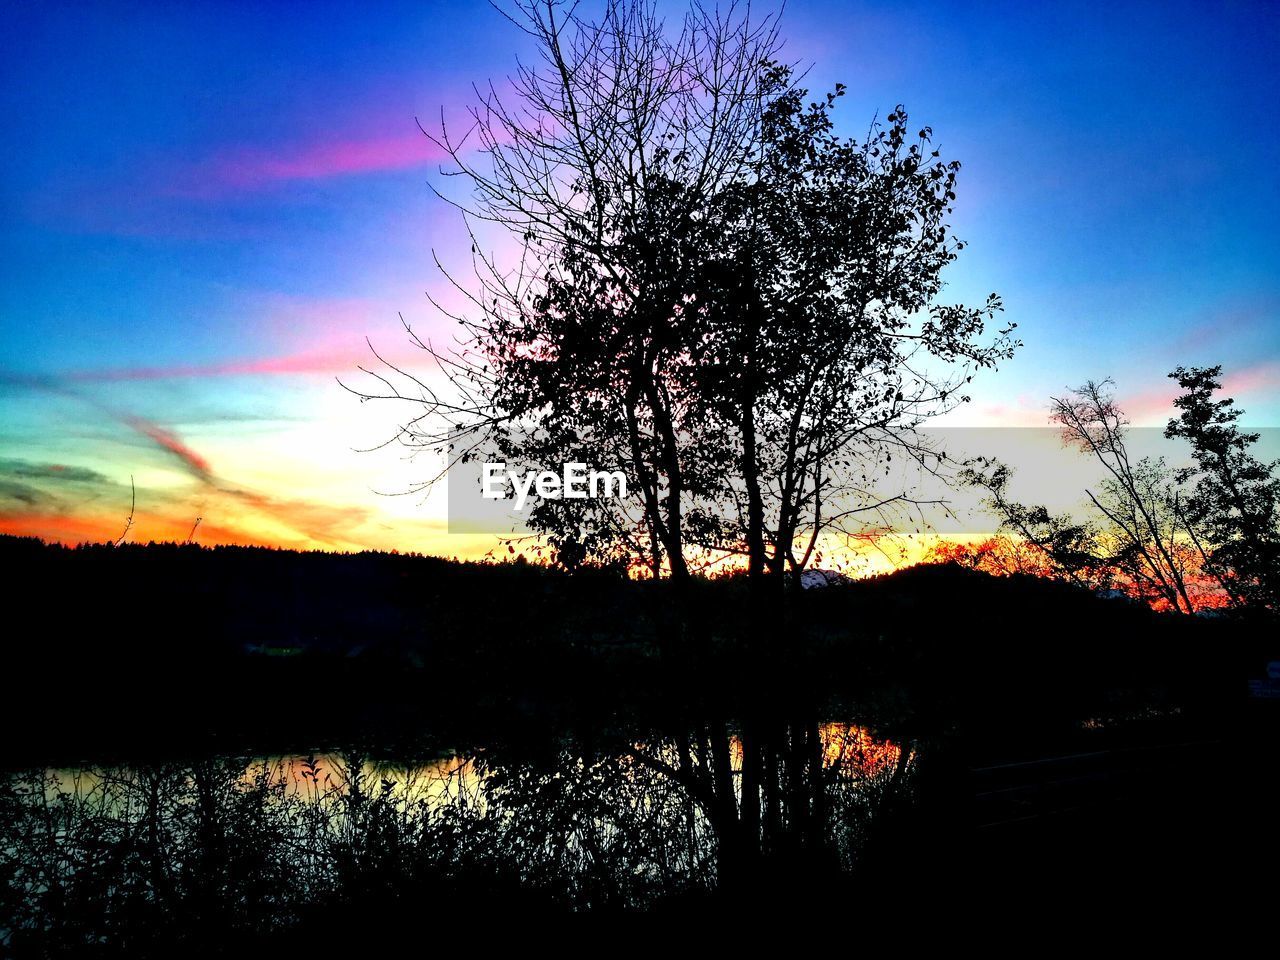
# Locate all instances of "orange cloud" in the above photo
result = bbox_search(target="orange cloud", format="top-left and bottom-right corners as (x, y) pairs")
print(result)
(123, 417), (383, 547)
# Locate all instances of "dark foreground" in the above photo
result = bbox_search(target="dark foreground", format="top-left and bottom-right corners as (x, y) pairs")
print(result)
(1, 537), (1276, 948)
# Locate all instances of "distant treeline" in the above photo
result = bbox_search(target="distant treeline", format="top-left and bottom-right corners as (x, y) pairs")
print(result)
(0, 535), (1265, 763)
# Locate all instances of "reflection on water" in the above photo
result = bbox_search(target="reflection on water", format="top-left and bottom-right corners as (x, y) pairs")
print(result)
(244, 721), (902, 802)
(3, 722), (912, 940)
(247, 753), (485, 808)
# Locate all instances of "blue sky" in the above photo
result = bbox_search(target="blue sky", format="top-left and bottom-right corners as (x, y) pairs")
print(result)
(1, 0), (1277, 551)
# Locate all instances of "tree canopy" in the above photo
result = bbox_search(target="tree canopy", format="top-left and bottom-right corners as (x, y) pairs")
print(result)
(350, 0), (1017, 585)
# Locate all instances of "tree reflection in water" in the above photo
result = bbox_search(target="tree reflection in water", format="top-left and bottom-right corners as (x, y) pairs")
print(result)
(1, 722), (912, 944)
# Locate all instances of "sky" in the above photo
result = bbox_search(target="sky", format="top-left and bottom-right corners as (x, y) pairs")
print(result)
(1, 0), (1278, 556)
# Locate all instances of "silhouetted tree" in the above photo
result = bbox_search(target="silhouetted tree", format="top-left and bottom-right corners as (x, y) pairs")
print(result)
(968, 379), (1212, 611)
(351, 0), (785, 581)
(348, 0), (1015, 883)
(351, 0), (1016, 591)
(690, 84), (1015, 596)
(1052, 379), (1207, 612)
(968, 370), (1279, 615)
(923, 533), (1074, 579)
(1166, 365), (1280, 611)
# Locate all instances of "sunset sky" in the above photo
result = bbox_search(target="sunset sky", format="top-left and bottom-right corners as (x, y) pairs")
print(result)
(2, 0), (1277, 555)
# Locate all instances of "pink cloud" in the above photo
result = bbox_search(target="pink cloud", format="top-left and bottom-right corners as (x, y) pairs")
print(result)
(252, 294), (390, 349)
(60, 336), (441, 384)
(1118, 358), (1280, 426)
(54, 289), (451, 383)
(1171, 296), (1280, 354)
(122, 415), (215, 482)
(1221, 358), (1280, 398)
(54, 287), (460, 384)
(171, 130), (449, 197)
(63, 348), (368, 383)
(1117, 384), (1178, 425)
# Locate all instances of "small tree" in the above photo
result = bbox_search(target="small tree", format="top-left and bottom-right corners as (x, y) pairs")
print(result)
(968, 370), (1279, 615)
(1048, 379), (1205, 612)
(967, 380), (1207, 611)
(1166, 365), (1280, 611)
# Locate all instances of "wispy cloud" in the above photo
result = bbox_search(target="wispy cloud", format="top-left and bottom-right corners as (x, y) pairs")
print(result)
(45, 292), (437, 383)
(30, 120), (456, 238)
(172, 131), (448, 197)
(122, 416), (214, 482)
(0, 376), (383, 548)
(0, 509), (282, 550)
(1221, 358), (1280, 400)
(115, 413), (375, 547)
(60, 349), (364, 383)
(1116, 357), (1280, 425)
(0, 460), (108, 484)
(0, 459), (131, 531)
(1169, 296), (1280, 357)
(0, 480), (46, 509)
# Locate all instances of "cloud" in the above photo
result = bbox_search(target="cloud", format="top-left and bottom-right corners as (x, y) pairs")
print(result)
(1170, 296), (1280, 356)
(50, 327), (441, 386)
(29, 119), (458, 238)
(0, 509), (281, 550)
(0, 375), (383, 549)
(1115, 383), (1178, 425)
(1115, 357), (1280, 426)
(173, 131), (449, 196)
(113, 413), (375, 546)
(121, 416), (215, 482)
(0, 480), (46, 509)
(0, 459), (108, 484)
(0, 458), (113, 519)
(0, 432), (378, 550)
(0, 458), (122, 524)
(60, 348), (365, 383)
(0, 511), (127, 545)
(1221, 359), (1280, 400)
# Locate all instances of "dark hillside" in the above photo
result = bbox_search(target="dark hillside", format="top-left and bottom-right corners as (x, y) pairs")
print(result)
(0, 535), (1264, 762)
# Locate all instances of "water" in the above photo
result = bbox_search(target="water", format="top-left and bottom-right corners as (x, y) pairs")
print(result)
(2, 721), (912, 936)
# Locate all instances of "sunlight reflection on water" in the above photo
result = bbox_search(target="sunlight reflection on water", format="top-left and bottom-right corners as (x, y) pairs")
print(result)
(40, 722), (905, 809)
